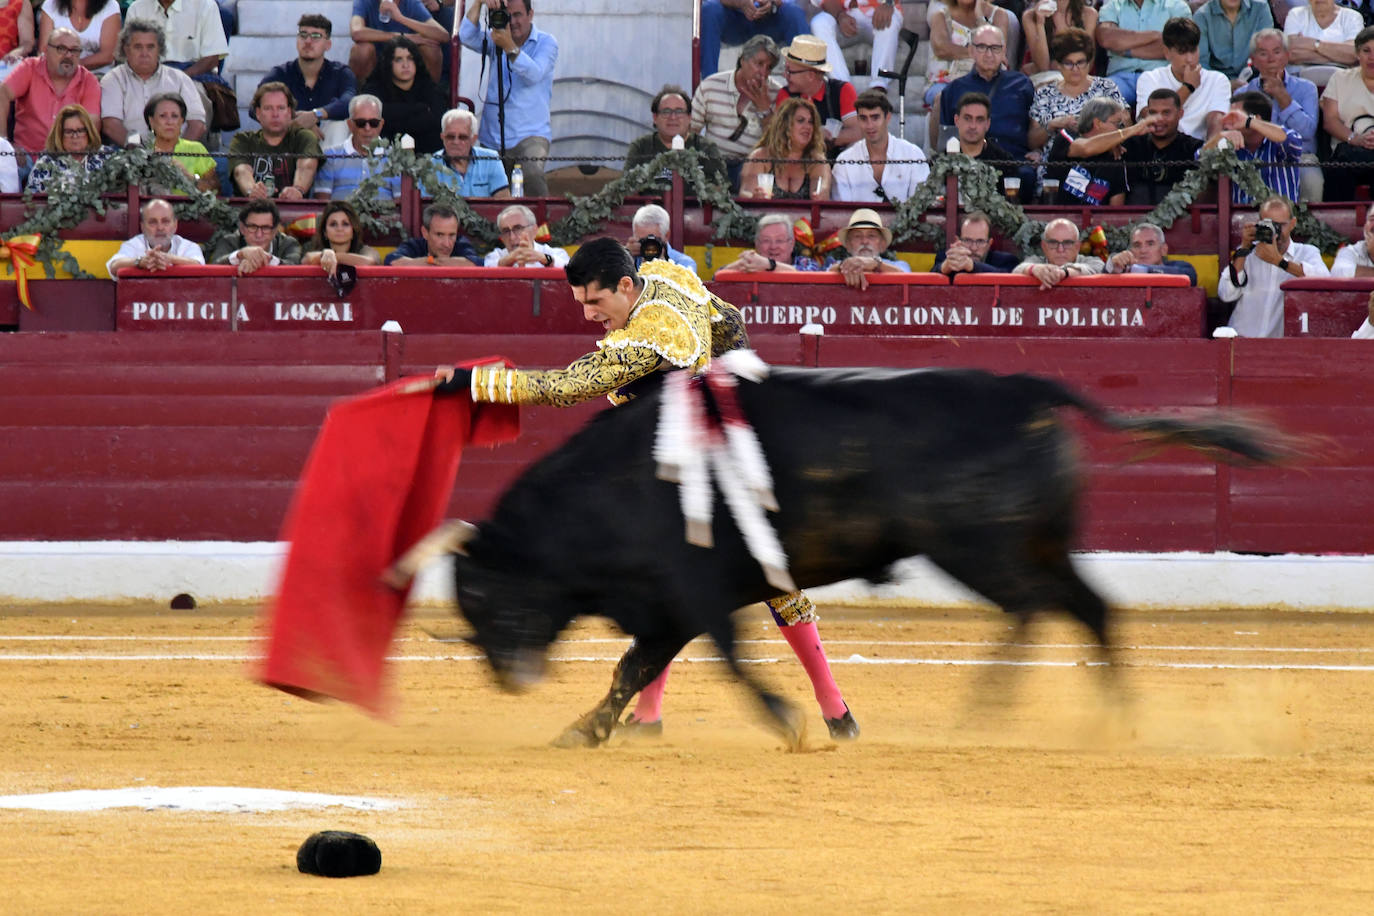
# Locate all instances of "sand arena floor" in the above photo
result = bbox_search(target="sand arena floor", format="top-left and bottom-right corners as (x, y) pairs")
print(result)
(2, 601), (1374, 914)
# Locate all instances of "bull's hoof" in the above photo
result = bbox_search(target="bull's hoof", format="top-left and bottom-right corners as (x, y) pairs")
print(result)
(760, 694), (806, 751)
(551, 714), (614, 749)
(825, 708), (860, 741)
(619, 713), (663, 739)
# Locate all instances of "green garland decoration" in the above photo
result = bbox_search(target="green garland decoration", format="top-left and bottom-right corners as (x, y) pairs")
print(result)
(1, 144), (1353, 282)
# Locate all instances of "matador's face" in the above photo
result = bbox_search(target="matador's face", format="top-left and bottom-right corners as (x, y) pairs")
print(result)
(573, 276), (638, 333)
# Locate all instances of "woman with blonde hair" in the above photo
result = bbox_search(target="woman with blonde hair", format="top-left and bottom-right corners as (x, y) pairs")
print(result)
(25, 103), (112, 192)
(739, 96), (832, 200)
(303, 200), (381, 278)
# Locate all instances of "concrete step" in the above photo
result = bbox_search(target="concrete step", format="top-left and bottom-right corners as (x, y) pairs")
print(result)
(228, 37), (351, 74)
(236, 0), (356, 37)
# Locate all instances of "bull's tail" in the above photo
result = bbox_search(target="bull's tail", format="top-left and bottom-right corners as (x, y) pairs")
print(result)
(1014, 374), (1300, 466)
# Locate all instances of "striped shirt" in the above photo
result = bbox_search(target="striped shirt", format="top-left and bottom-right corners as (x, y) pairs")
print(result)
(312, 140), (400, 200)
(689, 69), (784, 161)
(1231, 128), (1302, 205)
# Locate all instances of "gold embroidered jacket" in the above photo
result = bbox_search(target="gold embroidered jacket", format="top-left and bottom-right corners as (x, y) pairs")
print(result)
(469, 260), (749, 407)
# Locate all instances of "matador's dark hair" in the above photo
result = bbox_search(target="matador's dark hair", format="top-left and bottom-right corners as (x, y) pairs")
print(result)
(566, 237), (637, 290)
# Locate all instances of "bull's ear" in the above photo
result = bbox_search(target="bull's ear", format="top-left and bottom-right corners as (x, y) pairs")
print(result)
(382, 519), (480, 588)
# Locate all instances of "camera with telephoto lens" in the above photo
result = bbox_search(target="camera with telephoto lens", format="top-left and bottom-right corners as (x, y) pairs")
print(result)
(1253, 218), (1278, 245)
(638, 235), (666, 262)
(488, 1), (509, 29)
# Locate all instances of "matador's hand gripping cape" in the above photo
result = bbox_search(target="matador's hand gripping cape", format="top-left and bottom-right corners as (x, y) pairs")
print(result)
(468, 260), (749, 407)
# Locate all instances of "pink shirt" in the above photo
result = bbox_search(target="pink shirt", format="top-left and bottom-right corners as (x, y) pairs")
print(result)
(3, 57), (102, 156)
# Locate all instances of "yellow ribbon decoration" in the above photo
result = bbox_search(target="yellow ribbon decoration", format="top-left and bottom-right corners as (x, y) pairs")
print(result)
(0, 234), (42, 310)
(792, 218), (841, 260)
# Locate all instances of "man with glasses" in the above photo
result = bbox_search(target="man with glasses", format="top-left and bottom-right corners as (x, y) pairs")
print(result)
(260, 15), (358, 143)
(833, 88), (928, 203)
(426, 108), (510, 198)
(937, 25), (1034, 161)
(106, 198), (206, 278)
(689, 35), (782, 190)
(385, 202), (481, 266)
(624, 85), (728, 188)
(1096, 0), (1191, 108)
(933, 211), (1019, 275)
(313, 94), (400, 199)
(0, 27), (100, 168)
(1013, 217), (1105, 289)
(1135, 17), (1229, 140)
(206, 199), (304, 274)
(484, 203), (569, 268)
(775, 34), (860, 153)
(1045, 96), (1134, 206)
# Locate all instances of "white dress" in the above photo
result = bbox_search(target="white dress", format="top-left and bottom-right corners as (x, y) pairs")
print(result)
(41, 0), (120, 58)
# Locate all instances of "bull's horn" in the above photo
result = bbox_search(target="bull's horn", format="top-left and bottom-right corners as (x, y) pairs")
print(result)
(380, 520), (479, 589)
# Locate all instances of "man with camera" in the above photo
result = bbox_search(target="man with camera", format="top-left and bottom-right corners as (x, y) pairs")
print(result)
(458, 0), (558, 197)
(1218, 196), (1328, 337)
(627, 204), (697, 273)
(484, 204), (569, 268)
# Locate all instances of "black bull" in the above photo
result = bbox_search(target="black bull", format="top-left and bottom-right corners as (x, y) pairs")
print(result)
(449, 366), (1287, 749)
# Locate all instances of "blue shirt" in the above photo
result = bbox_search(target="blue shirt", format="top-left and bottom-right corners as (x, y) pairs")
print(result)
(1230, 128), (1302, 204)
(1099, 0), (1193, 74)
(637, 243), (697, 274)
(1242, 72), (1318, 155)
(313, 141), (401, 199)
(938, 69), (1035, 158)
(384, 234), (481, 265)
(457, 20), (558, 148)
(1194, 0), (1273, 79)
(353, 0), (435, 34)
(425, 146), (510, 197)
(260, 59), (358, 122)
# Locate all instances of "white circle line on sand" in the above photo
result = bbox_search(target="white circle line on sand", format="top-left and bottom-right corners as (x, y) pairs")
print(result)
(0, 786), (404, 813)
(2, 652), (1374, 673)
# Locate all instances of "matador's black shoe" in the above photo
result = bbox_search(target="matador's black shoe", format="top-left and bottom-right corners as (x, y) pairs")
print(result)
(620, 713), (664, 738)
(825, 708), (860, 741)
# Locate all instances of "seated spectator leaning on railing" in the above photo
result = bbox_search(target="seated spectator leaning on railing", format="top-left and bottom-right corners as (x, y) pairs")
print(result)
(1135, 17), (1229, 140)
(1047, 95), (1134, 206)
(425, 108), (510, 198)
(1319, 26), (1374, 202)
(1200, 91), (1301, 203)
(228, 82), (322, 200)
(457, 0), (557, 197)
(0, 26), (99, 169)
(144, 92), (218, 193)
(1123, 88), (1202, 204)
(206, 199), (304, 274)
(105, 197), (206, 276)
(350, 0), (449, 83)
(775, 34), (860, 155)
(1242, 29), (1320, 202)
(312, 94), (400, 199)
(304, 200), (382, 276)
(38, 0), (119, 74)
(688, 35), (781, 191)
(1013, 217), (1104, 289)
(624, 85), (729, 187)
(933, 210), (1019, 275)
(100, 19), (207, 146)
(261, 15), (358, 142)
(485, 203), (569, 268)
(938, 25), (1035, 162)
(628, 203), (696, 273)
(832, 88), (929, 204)
(1104, 222), (1198, 284)
(716, 213), (805, 272)
(739, 96), (832, 199)
(25, 102), (112, 191)
(1331, 208), (1374, 277)
(1095, 0), (1191, 107)
(385, 202), (481, 266)
(1219, 195), (1328, 337)
(831, 207), (910, 290)
(1192, 0), (1272, 83)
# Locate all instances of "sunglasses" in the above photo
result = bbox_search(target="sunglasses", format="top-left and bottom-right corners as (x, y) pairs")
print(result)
(442, 133), (473, 141)
(352, 118), (382, 128)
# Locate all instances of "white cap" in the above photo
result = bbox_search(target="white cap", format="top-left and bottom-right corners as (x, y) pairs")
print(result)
(398, 134), (415, 150)
(799, 323), (825, 336)
(945, 136), (961, 153)
(670, 135), (685, 150)
(1212, 326), (1238, 338)
(380, 320), (404, 334)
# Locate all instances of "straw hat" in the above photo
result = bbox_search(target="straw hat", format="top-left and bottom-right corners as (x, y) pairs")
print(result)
(782, 35), (831, 73)
(837, 209), (892, 249)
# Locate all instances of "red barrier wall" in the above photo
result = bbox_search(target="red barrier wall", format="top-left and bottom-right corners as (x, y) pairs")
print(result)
(0, 332), (1367, 553)
(1281, 278), (1372, 337)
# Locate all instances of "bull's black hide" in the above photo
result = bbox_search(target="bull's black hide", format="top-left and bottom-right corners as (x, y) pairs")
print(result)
(452, 366), (1285, 748)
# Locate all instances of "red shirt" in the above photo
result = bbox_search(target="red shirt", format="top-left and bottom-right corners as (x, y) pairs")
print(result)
(3, 57), (103, 156)
(773, 78), (858, 126)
